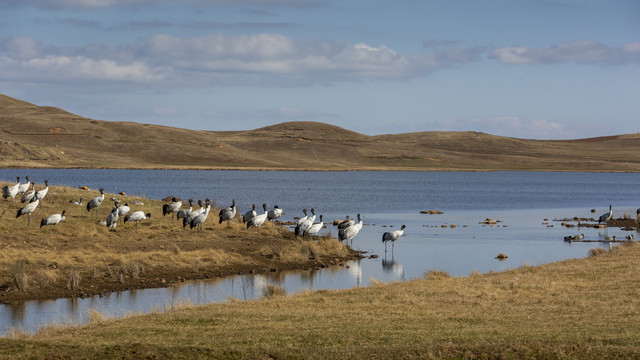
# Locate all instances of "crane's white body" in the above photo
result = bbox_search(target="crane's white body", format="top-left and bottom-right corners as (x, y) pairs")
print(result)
(243, 204), (256, 224)
(340, 214), (362, 247)
(35, 179), (49, 201)
(247, 203), (269, 229)
(219, 199), (236, 225)
(17, 198), (40, 227)
(305, 215), (324, 236)
(41, 210), (66, 232)
(87, 188), (105, 215)
(2, 177), (21, 200)
(124, 211), (151, 231)
(17, 176), (31, 195)
(268, 206), (283, 221)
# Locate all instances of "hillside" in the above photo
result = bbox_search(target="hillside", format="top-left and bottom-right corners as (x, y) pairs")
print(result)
(1, 94), (639, 171)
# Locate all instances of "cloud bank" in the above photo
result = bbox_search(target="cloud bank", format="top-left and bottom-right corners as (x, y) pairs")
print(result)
(0, 34), (481, 89)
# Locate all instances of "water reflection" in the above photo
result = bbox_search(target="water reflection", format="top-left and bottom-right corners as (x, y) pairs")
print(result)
(382, 253), (405, 280)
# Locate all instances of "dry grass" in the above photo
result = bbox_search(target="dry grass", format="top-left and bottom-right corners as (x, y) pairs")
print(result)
(2, 242), (640, 358)
(0, 183), (355, 302)
(261, 284), (287, 299)
(3, 93), (640, 172)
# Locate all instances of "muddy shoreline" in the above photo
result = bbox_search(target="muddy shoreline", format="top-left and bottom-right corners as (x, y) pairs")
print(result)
(0, 251), (363, 305)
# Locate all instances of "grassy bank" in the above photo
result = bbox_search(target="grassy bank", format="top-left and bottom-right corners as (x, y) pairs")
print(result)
(0, 183), (356, 303)
(2, 239), (640, 358)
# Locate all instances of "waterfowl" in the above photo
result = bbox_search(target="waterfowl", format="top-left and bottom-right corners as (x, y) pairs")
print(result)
(40, 210), (66, 232)
(382, 224), (406, 253)
(247, 203), (269, 229)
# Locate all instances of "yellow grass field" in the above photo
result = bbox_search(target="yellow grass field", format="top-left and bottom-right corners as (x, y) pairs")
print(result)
(1, 239), (639, 358)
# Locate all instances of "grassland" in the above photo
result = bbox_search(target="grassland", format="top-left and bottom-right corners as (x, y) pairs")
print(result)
(2, 238), (640, 358)
(3, 93), (640, 171)
(0, 183), (357, 303)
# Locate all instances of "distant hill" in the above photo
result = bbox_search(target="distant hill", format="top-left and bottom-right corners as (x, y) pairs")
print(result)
(1, 93), (639, 171)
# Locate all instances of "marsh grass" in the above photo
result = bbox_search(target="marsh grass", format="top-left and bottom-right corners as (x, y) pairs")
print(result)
(589, 247), (608, 257)
(66, 271), (80, 290)
(261, 284), (286, 299)
(9, 260), (28, 292)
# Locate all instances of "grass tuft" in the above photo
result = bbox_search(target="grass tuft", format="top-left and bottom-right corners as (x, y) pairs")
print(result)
(66, 271), (81, 290)
(425, 269), (451, 279)
(589, 247), (608, 257)
(9, 260), (29, 292)
(261, 284), (286, 299)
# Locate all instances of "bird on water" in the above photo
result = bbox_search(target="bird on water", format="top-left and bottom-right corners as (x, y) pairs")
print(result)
(382, 225), (406, 253)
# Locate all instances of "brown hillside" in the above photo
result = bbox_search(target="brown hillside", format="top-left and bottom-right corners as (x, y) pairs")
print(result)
(1, 94), (639, 171)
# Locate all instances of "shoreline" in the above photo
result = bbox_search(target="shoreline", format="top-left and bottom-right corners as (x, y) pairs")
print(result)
(2, 165), (639, 173)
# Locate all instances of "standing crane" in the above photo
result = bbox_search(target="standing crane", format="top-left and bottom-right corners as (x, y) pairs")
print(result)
(382, 225), (406, 254)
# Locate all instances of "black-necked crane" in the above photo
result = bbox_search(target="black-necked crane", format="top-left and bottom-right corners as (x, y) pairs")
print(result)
(247, 203), (269, 229)
(296, 208), (316, 236)
(116, 202), (130, 222)
(69, 197), (83, 206)
(21, 186), (35, 203)
(163, 197), (182, 223)
(599, 205), (613, 224)
(340, 213), (362, 248)
(243, 204), (256, 224)
(183, 199), (205, 228)
(16, 197), (39, 227)
(305, 215), (324, 236)
(191, 201), (212, 232)
(176, 199), (194, 224)
(40, 210), (66, 232)
(335, 215), (354, 240)
(105, 207), (119, 230)
(2, 176), (20, 200)
(87, 188), (105, 217)
(17, 176), (31, 195)
(218, 199), (236, 226)
(294, 208), (309, 236)
(124, 211), (151, 231)
(268, 205), (283, 222)
(382, 224), (406, 254)
(35, 179), (49, 202)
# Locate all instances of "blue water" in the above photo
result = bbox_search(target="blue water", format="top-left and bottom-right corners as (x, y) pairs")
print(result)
(1, 170), (639, 335)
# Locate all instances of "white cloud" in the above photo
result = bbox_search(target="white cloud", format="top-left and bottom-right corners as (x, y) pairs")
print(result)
(490, 41), (640, 65)
(0, 34), (478, 89)
(0, 55), (167, 83)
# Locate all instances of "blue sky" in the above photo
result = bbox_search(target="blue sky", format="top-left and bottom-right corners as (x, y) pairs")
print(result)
(1, 0), (639, 139)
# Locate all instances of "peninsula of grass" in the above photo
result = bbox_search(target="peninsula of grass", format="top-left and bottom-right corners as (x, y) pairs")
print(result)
(0, 183), (357, 303)
(2, 238), (640, 358)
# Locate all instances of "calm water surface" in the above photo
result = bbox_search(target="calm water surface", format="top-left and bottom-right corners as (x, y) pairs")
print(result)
(1, 170), (639, 335)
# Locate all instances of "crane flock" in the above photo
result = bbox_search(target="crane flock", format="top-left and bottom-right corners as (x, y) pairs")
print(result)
(3, 176), (409, 251)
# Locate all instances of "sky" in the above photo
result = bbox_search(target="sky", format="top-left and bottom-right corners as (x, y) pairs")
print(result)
(1, 0), (639, 139)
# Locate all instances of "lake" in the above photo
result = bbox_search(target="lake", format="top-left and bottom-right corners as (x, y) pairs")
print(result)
(1, 169), (639, 335)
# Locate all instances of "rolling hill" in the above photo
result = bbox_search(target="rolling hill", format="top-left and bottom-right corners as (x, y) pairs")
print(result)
(1, 94), (639, 171)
